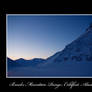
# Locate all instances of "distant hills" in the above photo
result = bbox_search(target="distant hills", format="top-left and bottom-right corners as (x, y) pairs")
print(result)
(7, 57), (46, 69)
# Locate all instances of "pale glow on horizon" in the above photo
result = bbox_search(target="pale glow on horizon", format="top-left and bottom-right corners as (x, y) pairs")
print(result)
(8, 55), (47, 60)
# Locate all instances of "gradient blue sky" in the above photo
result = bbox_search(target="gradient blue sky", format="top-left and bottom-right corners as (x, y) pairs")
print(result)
(7, 14), (92, 60)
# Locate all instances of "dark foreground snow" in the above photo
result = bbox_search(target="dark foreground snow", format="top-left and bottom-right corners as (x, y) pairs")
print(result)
(7, 61), (92, 77)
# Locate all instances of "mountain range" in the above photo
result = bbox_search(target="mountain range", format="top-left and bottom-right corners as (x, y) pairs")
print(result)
(7, 24), (92, 77)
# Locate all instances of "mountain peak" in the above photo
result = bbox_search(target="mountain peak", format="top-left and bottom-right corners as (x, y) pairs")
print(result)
(47, 24), (92, 63)
(15, 58), (26, 61)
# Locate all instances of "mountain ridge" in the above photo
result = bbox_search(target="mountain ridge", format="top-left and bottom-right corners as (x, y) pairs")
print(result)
(46, 24), (92, 63)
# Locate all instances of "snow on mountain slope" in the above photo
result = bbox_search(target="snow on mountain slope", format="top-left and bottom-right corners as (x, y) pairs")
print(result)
(47, 24), (92, 63)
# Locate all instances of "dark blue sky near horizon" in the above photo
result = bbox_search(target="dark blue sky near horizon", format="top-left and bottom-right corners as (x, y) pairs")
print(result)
(7, 15), (92, 60)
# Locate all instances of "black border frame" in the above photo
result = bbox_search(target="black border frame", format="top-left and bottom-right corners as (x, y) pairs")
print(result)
(1, 7), (92, 90)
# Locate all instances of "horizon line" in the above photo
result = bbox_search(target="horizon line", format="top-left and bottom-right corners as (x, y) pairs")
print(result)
(7, 57), (47, 61)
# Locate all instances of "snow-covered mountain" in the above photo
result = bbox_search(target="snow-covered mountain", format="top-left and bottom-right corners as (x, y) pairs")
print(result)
(47, 24), (92, 63)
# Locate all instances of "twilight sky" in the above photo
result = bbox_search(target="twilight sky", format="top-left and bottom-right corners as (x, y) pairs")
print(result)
(7, 14), (92, 60)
